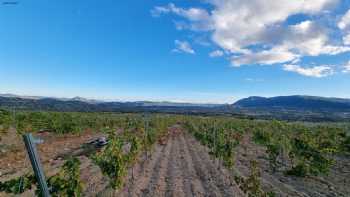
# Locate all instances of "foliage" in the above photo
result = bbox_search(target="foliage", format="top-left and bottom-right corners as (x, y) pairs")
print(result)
(41, 157), (83, 197)
(234, 160), (275, 197)
(251, 120), (347, 176)
(0, 174), (35, 194)
(92, 114), (176, 189)
(0, 109), (11, 132)
(6, 111), (128, 134)
(92, 136), (128, 189)
(2, 110), (349, 195)
(342, 135), (350, 152)
(0, 158), (82, 196)
(285, 163), (308, 177)
(184, 117), (243, 168)
(266, 144), (280, 172)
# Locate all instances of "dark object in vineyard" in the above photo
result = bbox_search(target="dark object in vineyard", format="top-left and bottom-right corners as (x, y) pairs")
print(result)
(87, 137), (109, 148)
(158, 135), (168, 145)
(96, 137), (108, 147)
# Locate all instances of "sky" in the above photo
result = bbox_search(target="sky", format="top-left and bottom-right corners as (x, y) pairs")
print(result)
(0, 0), (350, 104)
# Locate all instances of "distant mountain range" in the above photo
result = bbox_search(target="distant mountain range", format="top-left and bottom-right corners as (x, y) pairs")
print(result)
(233, 95), (350, 111)
(232, 95), (350, 121)
(0, 94), (227, 114)
(1, 94), (350, 121)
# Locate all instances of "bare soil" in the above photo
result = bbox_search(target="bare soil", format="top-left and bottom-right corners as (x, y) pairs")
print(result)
(110, 125), (244, 197)
(0, 128), (106, 197)
(234, 134), (350, 197)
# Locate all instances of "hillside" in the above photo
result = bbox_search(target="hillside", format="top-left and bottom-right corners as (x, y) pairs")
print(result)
(234, 95), (350, 111)
(232, 95), (350, 121)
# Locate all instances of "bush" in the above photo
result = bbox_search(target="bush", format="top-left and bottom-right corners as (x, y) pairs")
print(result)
(92, 137), (127, 189)
(0, 174), (35, 194)
(285, 164), (308, 177)
(235, 160), (275, 197)
(343, 136), (350, 152)
(37, 157), (82, 197)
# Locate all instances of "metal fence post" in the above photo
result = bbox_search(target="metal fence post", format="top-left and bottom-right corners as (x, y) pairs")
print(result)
(23, 133), (50, 197)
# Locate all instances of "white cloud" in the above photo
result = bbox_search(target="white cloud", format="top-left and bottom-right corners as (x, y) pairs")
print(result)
(209, 0), (338, 54)
(338, 9), (350, 30)
(153, 0), (350, 68)
(283, 64), (334, 78)
(173, 40), (195, 54)
(339, 9), (350, 45)
(194, 35), (211, 46)
(174, 21), (189, 30)
(151, 6), (170, 17)
(209, 50), (224, 57)
(151, 3), (212, 31)
(231, 47), (299, 67)
(280, 20), (350, 56)
(343, 34), (350, 45)
(165, 3), (210, 21)
(343, 61), (350, 73)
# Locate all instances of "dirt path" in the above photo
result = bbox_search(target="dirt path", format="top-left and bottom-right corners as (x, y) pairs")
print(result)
(117, 128), (244, 197)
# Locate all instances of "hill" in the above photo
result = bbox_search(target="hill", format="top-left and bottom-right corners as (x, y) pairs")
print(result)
(233, 95), (350, 111)
(233, 95), (350, 121)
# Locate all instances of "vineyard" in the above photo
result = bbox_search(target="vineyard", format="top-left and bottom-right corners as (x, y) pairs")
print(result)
(0, 109), (350, 196)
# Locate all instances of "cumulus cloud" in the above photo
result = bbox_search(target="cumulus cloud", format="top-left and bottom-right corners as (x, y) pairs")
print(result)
(279, 20), (350, 56)
(209, 50), (224, 57)
(338, 9), (350, 45)
(338, 9), (350, 30)
(153, 0), (350, 69)
(173, 40), (195, 54)
(231, 47), (299, 67)
(151, 3), (212, 31)
(151, 6), (171, 17)
(283, 64), (334, 78)
(152, 3), (210, 21)
(210, 0), (338, 54)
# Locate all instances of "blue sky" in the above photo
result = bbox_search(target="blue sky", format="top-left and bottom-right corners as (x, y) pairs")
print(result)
(0, 0), (349, 103)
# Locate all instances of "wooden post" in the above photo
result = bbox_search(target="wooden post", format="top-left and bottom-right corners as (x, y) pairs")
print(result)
(23, 133), (50, 197)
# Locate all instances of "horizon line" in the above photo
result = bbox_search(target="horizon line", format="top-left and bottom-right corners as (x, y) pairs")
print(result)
(1, 92), (350, 105)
